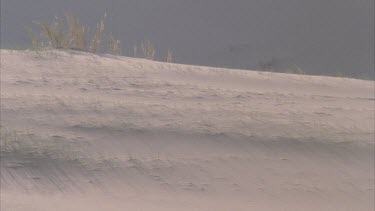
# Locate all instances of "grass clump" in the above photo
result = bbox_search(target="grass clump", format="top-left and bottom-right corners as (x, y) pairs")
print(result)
(89, 16), (105, 53)
(258, 58), (305, 75)
(140, 40), (156, 60)
(29, 14), (176, 62)
(287, 64), (305, 75)
(33, 16), (68, 49)
(30, 14), (120, 54)
(167, 49), (173, 63)
(65, 14), (87, 50)
(108, 34), (122, 55)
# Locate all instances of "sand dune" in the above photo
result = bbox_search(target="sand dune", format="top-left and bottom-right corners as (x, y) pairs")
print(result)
(1, 50), (374, 210)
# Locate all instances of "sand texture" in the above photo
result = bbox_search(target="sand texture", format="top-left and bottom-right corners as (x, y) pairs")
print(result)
(1, 50), (374, 210)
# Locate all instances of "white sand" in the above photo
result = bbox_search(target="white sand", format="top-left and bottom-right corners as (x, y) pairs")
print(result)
(1, 49), (374, 210)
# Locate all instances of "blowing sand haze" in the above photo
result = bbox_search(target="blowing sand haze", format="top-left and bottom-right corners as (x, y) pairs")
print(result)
(0, 50), (374, 210)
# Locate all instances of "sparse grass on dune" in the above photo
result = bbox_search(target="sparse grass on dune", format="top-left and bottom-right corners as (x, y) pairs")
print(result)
(29, 14), (120, 55)
(28, 14), (175, 62)
(140, 40), (156, 61)
(26, 14), (373, 79)
(167, 48), (174, 63)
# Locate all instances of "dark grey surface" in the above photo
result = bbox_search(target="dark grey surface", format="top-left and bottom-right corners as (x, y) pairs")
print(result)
(1, 0), (373, 79)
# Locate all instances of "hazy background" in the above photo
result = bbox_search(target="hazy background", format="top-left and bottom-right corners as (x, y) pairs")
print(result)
(1, 0), (374, 79)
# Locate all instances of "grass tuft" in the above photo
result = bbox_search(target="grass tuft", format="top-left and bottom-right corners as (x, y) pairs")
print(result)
(65, 13), (87, 51)
(167, 49), (173, 63)
(89, 15), (106, 53)
(30, 14), (118, 55)
(108, 34), (122, 55)
(140, 40), (156, 60)
(29, 14), (178, 63)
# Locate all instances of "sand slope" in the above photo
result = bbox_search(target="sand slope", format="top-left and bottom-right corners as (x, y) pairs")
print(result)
(1, 50), (374, 210)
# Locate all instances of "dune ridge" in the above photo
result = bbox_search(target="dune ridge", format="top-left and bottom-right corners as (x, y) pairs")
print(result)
(0, 50), (374, 211)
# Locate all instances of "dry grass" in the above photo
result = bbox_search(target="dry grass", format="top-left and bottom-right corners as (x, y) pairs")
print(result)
(30, 14), (178, 62)
(288, 64), (305, 75)
(108, 34), (122, 55)
(26, 27), (41, 51)
(140, 40), (156, 60)
(167, 49), (173, 63)
(33, 16), (69, 49)
(65, 14), (87, 51)
(31, 14), (116, 54)
(133, 44), (138, 57)
(89, 16), (105, 53)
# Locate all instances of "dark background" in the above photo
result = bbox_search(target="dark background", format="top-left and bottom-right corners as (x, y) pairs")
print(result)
(1, 0), (374, 79)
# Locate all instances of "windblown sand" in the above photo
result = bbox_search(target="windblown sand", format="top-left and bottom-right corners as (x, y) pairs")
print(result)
(1, 50), (374, 210)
